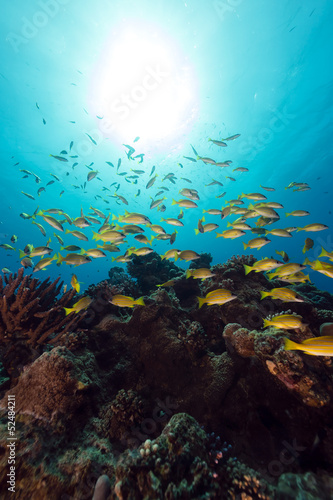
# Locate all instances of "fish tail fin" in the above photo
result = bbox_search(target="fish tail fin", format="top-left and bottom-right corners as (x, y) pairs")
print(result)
(284, 337), (300, 351)
(65, 229), (71, 234)
(285, 213), (290, 217)
(36, 210), (44, 216)
(174, 252), (178, 261)
(197, 297), (205, 309)
(92, 231), (98, 240)
(135, 297), (145, 306)
(243, 242), (248, 250)
(185, 269), (191, 279)
(248, 203), (254, 209)
(296, 227), (302, 232)
(303, 257), (311, 266)
(194, 229), (199, 235)
(63, 307), (74, 316)
(19, 250), (26, 258)
(263, 319), (270, 328)
(243, 264), (253, 275)
(260, 291), (269, 300)
(57, 253), (64, 265)
(319, 247), (327, 258)
(171, 199), (177, 206)
(79, 248), (85, 255)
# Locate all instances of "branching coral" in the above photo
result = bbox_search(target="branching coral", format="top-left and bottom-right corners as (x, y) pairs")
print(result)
(0, 268), (83, 348)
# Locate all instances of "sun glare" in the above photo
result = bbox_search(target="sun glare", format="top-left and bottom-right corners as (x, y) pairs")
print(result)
(90, 26), (197, 147)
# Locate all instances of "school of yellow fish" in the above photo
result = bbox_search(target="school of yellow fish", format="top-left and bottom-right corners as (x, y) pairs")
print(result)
(4, 129), (333, 355)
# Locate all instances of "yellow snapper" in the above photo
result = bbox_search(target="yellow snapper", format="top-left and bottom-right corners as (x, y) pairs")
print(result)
(197, 289), (236, 308)
(296, 223), (329, 232)
(263, 313), (306, 330)
(284, 336), (333, 356)
(216, 229), (245, 239)
(70, 274), (81, 293)
(177, 250), (200, 261)
(243, 237), (271, 250)
(244, 258), (283, 275)
(267, 263), (306, 279)
(171, 199), (198, 208)
(156, 280), (176, 287)
(109, 295), (145, 308)
(64, 296), (92, 316)
(319, 247), (333, 261)
(260, 288), (304, 303)
(186, 268), (216, 280)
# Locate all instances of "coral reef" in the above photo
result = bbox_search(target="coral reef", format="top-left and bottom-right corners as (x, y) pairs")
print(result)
(126, 251), (183, 294)
(1, 257), (333, 498)
(0, 268), (85, 374)
(189, 251), (212, 269)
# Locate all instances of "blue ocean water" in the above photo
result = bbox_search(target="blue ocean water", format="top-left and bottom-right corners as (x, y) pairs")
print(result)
(1, 0), (333, 293)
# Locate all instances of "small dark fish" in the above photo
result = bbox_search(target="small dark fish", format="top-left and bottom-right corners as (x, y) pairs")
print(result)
(135, 189), (141, 197)
(134, 136), (140, 142)
(178, 163), (183, 168)
(134, 154), (144, 163)
(72, 162), (78, 168)
(85, 133), (97, 145)
(150, 165), (155, 176)
(14, 162), (19, 166)
(42, 118), (46, 125)
(60, 150), (68, 155)
(83, 108), (88, 114)
(183, 156), (197, 162)
(106, 161), (114, 167)
(70, 141), (74, 150)
(289, 26), (296, 32)
(60, 190), (64, 197)
(36, 102), (40, 109)
(117, 172), (127, 176)
(70, 155), (78, 158)
(190, 144), (198, 156)
(21, 191), (35, 200)
(37, 187), (45, 196)
(69, 121), (76, 123)
(22, 174), (28, 178)
(46, 180), (55, 186)
(71, 83), (77, 86)
(50, 154), (68, 162)
(96, 115), (103, 119)
(50, 174), (60, 181)
(309, 8), (315, 17)
(117, 158), (121, 170)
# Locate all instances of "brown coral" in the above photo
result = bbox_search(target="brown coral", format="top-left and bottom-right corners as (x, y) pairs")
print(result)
(0, 268), (84, 347)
